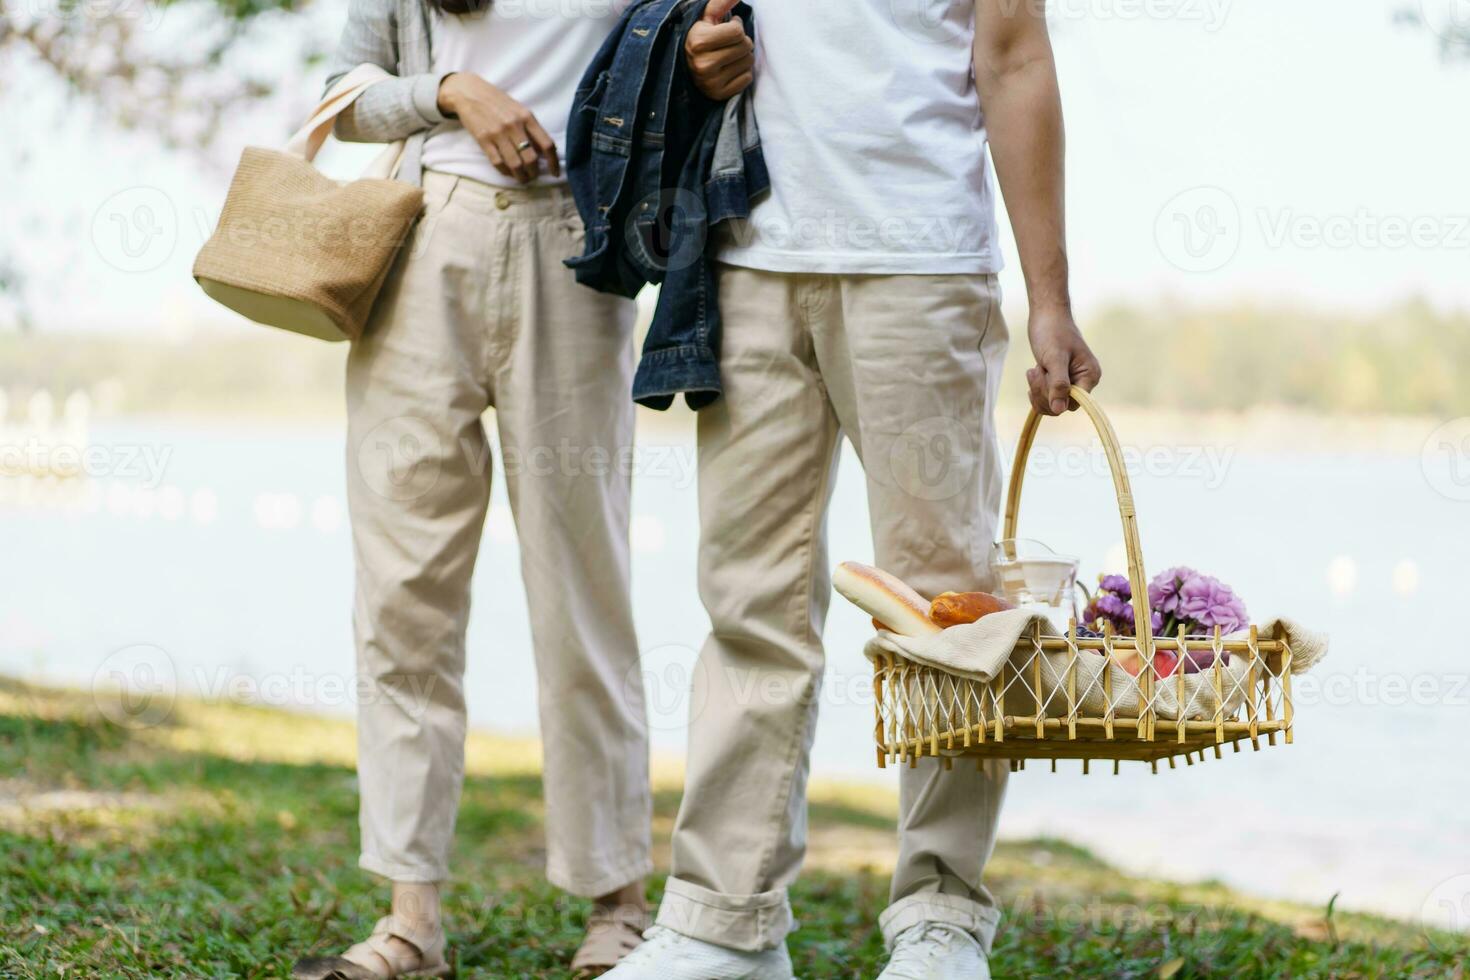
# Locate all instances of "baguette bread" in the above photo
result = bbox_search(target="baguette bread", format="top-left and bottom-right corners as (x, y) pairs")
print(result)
(833, 562), (941, 637)
(929, 591), (1015, 628)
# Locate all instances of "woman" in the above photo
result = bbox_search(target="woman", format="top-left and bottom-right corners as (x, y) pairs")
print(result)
(289, 1), (748, 977)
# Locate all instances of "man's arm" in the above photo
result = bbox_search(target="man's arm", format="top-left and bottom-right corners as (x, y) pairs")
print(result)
(973, 0), (1100, 416)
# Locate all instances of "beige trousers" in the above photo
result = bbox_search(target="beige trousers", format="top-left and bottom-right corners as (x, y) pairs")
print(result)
(657, 265), (1011, 952)
(345, 172), (652, 896)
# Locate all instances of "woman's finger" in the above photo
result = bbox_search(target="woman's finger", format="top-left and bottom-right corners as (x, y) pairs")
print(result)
(476, 132), (516, 181)
(524, 117), (560, 178)
(492, 131), (532, 182)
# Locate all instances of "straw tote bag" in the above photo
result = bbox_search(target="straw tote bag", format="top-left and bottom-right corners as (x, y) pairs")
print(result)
(193, 64), (425, 342)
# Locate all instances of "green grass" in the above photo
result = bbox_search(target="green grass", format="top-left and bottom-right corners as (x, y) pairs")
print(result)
(1, 678), (1464, 978)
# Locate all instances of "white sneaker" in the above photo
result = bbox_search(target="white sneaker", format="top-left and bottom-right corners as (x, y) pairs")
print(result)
(877, 922), (990, 980)
(598, 925), (795, 980)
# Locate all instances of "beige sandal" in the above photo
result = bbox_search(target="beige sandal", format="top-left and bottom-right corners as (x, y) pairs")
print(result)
(570, 905), (651, 978)
(293, 914), (455, 979)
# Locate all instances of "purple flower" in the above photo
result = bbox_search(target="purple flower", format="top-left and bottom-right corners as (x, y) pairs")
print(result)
(1175, 575), (1248, 634)
(1095, 592), (1129, 619)
(1098, 574), (1131, 599)
(1148, 566), (1197, 616)
(1083, 591), (1146, 636)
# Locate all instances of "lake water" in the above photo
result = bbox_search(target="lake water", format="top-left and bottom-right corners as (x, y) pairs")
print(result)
(4, 416), (1468, 934)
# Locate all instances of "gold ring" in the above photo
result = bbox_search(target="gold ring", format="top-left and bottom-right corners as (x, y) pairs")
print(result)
(516, 140), (533, 151)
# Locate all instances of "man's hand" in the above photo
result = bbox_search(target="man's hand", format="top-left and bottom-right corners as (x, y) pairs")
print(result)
(685, 0), (754, 101)
(1026, 306), (1101, 416)
(437, 72), (559, 184)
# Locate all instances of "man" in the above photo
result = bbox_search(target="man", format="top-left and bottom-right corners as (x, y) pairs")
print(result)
(612, 0), (1100, 976)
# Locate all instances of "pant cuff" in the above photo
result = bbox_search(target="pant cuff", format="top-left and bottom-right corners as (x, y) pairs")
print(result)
(880, 893), (1002, 953)
(359, 853), (447, 884)
(654, 877), (794, 953)
(547, 855), (655, 899)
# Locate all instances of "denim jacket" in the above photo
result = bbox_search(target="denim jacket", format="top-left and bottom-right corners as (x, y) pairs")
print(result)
(564, 0), (768, 410)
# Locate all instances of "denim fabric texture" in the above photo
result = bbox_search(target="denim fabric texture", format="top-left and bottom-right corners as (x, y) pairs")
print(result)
(564, 0), (767, 410)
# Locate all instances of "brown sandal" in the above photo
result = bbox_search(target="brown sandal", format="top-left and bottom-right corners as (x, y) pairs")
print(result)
(570, 905), (651, 978)
(293, 915), (455, 979)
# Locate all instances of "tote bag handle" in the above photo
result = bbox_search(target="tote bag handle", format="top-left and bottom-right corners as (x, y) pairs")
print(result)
(283, 64), (406, 177)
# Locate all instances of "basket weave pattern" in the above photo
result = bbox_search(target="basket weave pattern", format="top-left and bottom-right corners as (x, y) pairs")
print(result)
(872, 387), (1295, 773)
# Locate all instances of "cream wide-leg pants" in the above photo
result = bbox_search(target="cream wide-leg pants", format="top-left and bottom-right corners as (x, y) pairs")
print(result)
(657, 265), (1012, 952)
(345, 172), (652, 897)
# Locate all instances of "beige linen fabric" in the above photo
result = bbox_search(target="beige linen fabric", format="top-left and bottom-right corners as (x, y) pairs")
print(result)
(657, 264), (1011, 952)
(345, 172), (652, 896)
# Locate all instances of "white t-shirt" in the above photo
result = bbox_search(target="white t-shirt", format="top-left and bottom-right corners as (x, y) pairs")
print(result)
(421, 0), (626, 188)
(717, 1), (1002, 275)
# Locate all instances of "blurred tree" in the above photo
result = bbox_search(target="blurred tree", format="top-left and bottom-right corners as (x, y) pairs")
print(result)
(0, 0), (315, 152)
(0, 0), (327, 324)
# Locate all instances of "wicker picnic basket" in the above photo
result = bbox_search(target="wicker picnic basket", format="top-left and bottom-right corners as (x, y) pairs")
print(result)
(871, 386), (1295, 775)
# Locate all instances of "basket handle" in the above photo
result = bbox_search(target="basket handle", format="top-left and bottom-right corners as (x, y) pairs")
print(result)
(1001, 385), (1153, 650)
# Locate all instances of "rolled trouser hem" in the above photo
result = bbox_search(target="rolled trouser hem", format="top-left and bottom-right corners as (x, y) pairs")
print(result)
(880, 893), (1001, 953)
(547, 855), (655, 899)
(654, 877), (794, 952)
(359, 853), (448, 884)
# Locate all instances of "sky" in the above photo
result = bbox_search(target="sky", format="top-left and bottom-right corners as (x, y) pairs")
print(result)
(3, 0), (1467, 332)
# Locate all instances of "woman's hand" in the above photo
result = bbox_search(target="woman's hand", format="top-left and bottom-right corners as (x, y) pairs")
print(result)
(436, 72), (559, 183)
(685, 0), (754, 101)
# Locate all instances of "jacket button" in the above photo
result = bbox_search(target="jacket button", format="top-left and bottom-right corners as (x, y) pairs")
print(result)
(495, 192), (511, 210)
